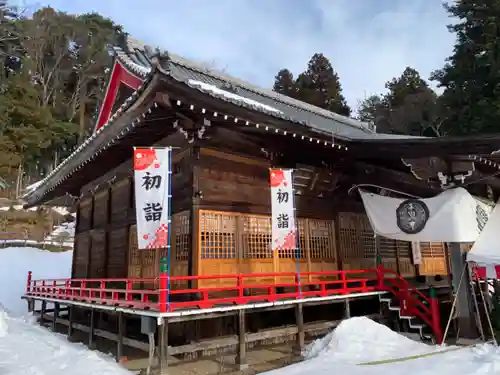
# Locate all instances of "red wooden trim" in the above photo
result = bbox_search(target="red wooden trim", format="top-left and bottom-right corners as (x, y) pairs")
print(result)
(95, 61), (144, 131)
(24, 267), (442, 342)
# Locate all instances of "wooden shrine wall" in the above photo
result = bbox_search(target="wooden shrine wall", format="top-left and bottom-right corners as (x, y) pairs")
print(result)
(71, 142), (194, 280)
(127, 211), (190, 288)
(337, 212), (448, 277)
(195, 209), (336, 288)
(195, 148), (337, 219)
(192, 147), (340, 287)
(70, 138), (450, 284)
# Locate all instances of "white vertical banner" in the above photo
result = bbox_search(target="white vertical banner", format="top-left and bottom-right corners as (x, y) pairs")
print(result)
(133, 147), (172, 249)
(411, 241), (422, 265)
(270, 169), (297, 252)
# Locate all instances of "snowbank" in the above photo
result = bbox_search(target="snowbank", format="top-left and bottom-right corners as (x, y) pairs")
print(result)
(263, 317), (500, 375)
(0, 247), (72, 316)
(0, 305), (8, 337)
(0, 305), (132, 375)
(304, 316), (433, 363)
(43, 221), (75, 247)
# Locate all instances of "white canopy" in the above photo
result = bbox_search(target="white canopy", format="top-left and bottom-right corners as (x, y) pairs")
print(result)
(468, 200), (500, 266)
(359, 187), (491, 243)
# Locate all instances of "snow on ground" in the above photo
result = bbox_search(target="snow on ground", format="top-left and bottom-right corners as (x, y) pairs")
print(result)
(0, 204), (73, 216)
(0, 246), (132, 375)
(0, 220), (75, 248)
(1, 245), (500, 375)
(43, 221), (75, 247)
(264, 317), (500, 375)
(0, 247), (73, 316)
(0, 307), (132, 375)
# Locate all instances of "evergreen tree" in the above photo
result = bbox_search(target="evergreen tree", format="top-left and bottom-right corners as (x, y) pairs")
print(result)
(431, 0), (500, 135)
(0, 6), (122, 190)
(272, 53), (351, 116)
(295, 53), (351, 116)
(273, 69), (297, 98)
(358, 67), (441, 136)
(357, 94), (383, 126)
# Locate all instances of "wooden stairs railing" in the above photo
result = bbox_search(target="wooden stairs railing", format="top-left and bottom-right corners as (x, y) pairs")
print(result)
(376, 257), (443, 344)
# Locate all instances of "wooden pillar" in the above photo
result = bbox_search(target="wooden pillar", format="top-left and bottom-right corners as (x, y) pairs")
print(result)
(190, 146), (201, 291)
(67, 306), (74, 340)
(88, 308), (96, 349)
(159, 318), (169, 372)
(40, 301), (46, 326)
(449, 243), (477, 338)
(27, 298), (34, 313)
(52, 302), (59, 331)
(236, 309), (248, 370)
(344, 299), (351, 319)
(295, 303), (305, 355)
(116, 312), (124, 362)
(482, 279), (492, 312)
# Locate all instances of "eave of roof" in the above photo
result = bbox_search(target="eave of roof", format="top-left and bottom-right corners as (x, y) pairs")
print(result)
(115, 37), (424, 142)
(22, 71), (159, 207)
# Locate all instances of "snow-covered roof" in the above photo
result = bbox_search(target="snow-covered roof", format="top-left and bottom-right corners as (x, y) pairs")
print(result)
(23, 36), (427, 206)
(114, 37), (419, 141)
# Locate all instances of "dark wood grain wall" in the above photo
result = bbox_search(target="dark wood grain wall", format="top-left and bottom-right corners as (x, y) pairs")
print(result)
(71, 130), (196, 279)
(195, 147), (340, 220)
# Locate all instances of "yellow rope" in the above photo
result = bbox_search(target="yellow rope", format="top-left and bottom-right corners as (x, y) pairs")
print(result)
(357, 344), (480, 366)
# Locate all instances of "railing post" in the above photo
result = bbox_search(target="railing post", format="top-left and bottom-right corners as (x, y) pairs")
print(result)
(159, 256), (168, 313)
(429, 287), (443, 344)
(237, 275), (243, 298)
(376, 254), (384, 290)
(26, 271), (32, 294)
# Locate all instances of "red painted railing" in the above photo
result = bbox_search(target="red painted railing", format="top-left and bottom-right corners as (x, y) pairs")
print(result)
(24, 267), (443, 343)
(377, 266), (442, 344)
(25, 269), (377, 311)
(26, 271), (160, 310)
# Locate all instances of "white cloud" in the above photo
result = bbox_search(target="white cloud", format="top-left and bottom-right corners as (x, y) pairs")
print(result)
(43, 0), (455, 110)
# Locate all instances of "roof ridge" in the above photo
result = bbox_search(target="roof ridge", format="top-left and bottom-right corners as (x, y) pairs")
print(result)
(122, 37), (373, 133)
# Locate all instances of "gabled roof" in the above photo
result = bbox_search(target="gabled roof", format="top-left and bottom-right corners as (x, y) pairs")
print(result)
(23, 37), (454, 207)
(114, 37), (421, 141)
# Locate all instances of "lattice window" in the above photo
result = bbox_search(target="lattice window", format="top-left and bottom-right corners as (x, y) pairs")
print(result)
(420, 242), (446, 259)
(358, 215), (376, 259)
(128, 225), (141, 277)
(242, 215), (272, 259)
(200, 211), (236, 259)
(141, 249), (159, 278)
(308, 219), (335, 260)
(396, 240), (412, 258)
(338, 212), (375, 259)
(277, 217), (303, 259)
(173, 211), (190, 261)
(338, 213), (359, 259)
(379, 238), (397, 258)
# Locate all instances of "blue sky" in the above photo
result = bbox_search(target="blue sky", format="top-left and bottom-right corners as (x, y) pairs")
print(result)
(15, 0), (455, 110)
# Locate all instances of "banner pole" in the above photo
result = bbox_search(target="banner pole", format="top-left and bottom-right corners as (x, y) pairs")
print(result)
(291, 169), (302, 297)
(166, 147), (173, 310)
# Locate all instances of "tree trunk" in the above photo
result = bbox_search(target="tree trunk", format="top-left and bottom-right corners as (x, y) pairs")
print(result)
(15, 159), (23, 199)
(53, 150), (59, 171)
(78, 89), (87, 142)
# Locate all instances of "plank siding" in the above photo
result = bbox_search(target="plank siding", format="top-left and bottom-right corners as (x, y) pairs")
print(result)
(89, 230), (106, 278)
(73, 232), (90, 278)
(196, 148), (336, 219)
(111, 179), (131, 225)
(93, 190), (109, 229)
(77, 198), (93, 232)
(108, 227), (128, 278)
